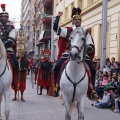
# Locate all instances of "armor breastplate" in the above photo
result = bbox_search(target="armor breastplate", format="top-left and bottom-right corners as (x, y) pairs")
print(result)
(0, 22), (12, 43)
(0, 27), (7, 43)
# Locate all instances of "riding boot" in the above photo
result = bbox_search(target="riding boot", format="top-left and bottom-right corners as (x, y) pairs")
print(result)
(54, 85), (60, 97)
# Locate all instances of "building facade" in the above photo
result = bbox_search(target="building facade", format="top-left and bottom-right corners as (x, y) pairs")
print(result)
(54, 0), (120, 61)
(21, 0), (54, 59)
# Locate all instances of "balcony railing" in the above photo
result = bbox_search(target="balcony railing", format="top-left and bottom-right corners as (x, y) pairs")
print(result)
(40, 0), (53, 9)
(39, 17), (51, 25)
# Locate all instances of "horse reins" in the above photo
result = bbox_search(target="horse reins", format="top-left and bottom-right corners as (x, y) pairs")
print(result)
(65, 64), (86, 102)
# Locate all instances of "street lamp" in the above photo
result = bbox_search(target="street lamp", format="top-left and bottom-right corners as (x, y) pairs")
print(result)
(100, 0), (108, 70)
(37, 11), (54, 62)
(32, 15), (37, 60)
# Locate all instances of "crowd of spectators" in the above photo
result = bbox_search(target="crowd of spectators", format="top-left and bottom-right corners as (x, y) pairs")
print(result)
(92, 57), (120, 113)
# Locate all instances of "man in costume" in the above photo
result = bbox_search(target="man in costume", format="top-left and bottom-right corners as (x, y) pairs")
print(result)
(32, 57), (39, 84)
(38, 50), (53, 95)
(12, 53), (28, 101)
(0, 4), (19, 89)
(53, 7), (96, 98)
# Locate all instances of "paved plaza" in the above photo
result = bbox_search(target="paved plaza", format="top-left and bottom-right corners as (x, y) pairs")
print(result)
(1, 74), (120, 120)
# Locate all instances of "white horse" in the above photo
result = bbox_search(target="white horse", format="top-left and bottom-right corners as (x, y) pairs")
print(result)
(0, 39), (12, 120)
(60, 27), (88, 120)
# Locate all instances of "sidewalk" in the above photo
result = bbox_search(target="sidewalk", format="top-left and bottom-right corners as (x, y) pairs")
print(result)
(1, 74), (119, 120)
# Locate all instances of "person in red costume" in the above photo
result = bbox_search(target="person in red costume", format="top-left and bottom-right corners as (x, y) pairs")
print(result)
(12, 53), (28, 102)
(53, 7), (96, 98)
(38, 50), (53, 95)
(0, 4), (19, 90)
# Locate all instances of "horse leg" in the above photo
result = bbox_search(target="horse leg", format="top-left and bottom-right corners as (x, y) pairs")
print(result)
(63, 96), (71, 120)
(0, 93), (3, 120)
(77, 95), (86, 120)
(4, 89), (10, 120)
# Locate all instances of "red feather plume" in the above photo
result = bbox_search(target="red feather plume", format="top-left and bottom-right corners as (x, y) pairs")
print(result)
(42, 50), (51, 56)
(1, 4), (6, 12)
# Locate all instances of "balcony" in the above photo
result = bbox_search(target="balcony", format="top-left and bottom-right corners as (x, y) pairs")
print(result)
(39, 30), (51, 42)
(40, 0), (53, 9)
(39, 17), (51, 25)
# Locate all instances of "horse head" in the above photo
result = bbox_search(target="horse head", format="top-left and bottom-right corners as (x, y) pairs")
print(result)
(69, 27), (86, 63)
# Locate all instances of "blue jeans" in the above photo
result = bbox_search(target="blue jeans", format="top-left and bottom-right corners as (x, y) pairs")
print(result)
(115, 97), (120, 110)
(54, 57), (67, 85)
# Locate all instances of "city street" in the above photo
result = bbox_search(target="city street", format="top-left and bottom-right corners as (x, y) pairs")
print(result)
(1, 74), (120, 120)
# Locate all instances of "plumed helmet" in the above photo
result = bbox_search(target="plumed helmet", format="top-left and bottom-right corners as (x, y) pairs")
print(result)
(42, 50), (51, 58)
(71, 7), (82, 20)
(0, 4), (9, 17)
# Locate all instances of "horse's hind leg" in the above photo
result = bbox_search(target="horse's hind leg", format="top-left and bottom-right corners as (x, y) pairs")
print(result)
(77, 95), (86, 120)
(4, 90), (10, 120)
(0, 93), (3, 120)
(63, 96), (71, 120)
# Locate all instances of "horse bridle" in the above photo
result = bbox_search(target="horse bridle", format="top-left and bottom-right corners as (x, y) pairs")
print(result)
(70, 28), (86, 63)
(65, 28), (87, 102)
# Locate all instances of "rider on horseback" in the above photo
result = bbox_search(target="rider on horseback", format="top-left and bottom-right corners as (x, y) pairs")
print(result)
(0, 4), (19, 84)
(53, 7), (96, 98)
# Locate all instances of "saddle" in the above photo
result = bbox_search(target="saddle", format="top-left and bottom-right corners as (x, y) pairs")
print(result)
(56, 59), (69, 84)
(7, 53), (16, 71)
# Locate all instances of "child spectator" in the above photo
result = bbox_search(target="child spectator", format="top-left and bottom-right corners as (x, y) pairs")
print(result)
(109, 76), (118, 91)
(106, 76), (112, 89)
(92, 88), (111, 108)
(101, 74), (108, 87)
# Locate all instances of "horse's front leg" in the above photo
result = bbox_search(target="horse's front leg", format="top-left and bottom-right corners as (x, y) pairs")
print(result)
(63, 96), (71, 120)
(77, 95), (86, 120)
(0, 93), (3, 120)
(4, 89), (10, 120)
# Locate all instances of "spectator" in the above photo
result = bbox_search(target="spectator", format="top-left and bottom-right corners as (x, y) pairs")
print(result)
(109, 76), (118, 91)
(103, 61), (114, 73)
(111, 57), (116, 67)
(106, 76), (112, 89)
(101, 74), (108, 88)
(113, 74), (120, 113)
(92, 88), (111, 108)
(114, 62), (120, 75)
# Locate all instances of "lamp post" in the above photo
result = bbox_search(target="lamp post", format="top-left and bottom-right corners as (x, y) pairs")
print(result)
(100, 0), (108, 70)
(37, 11), (54, 62)
(33, 15), (37, 60)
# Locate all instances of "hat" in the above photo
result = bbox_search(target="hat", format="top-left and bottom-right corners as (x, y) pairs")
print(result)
(42, 50), (51, 58)
(71, 7), (81, 20)
(0, 4), (9, 17)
